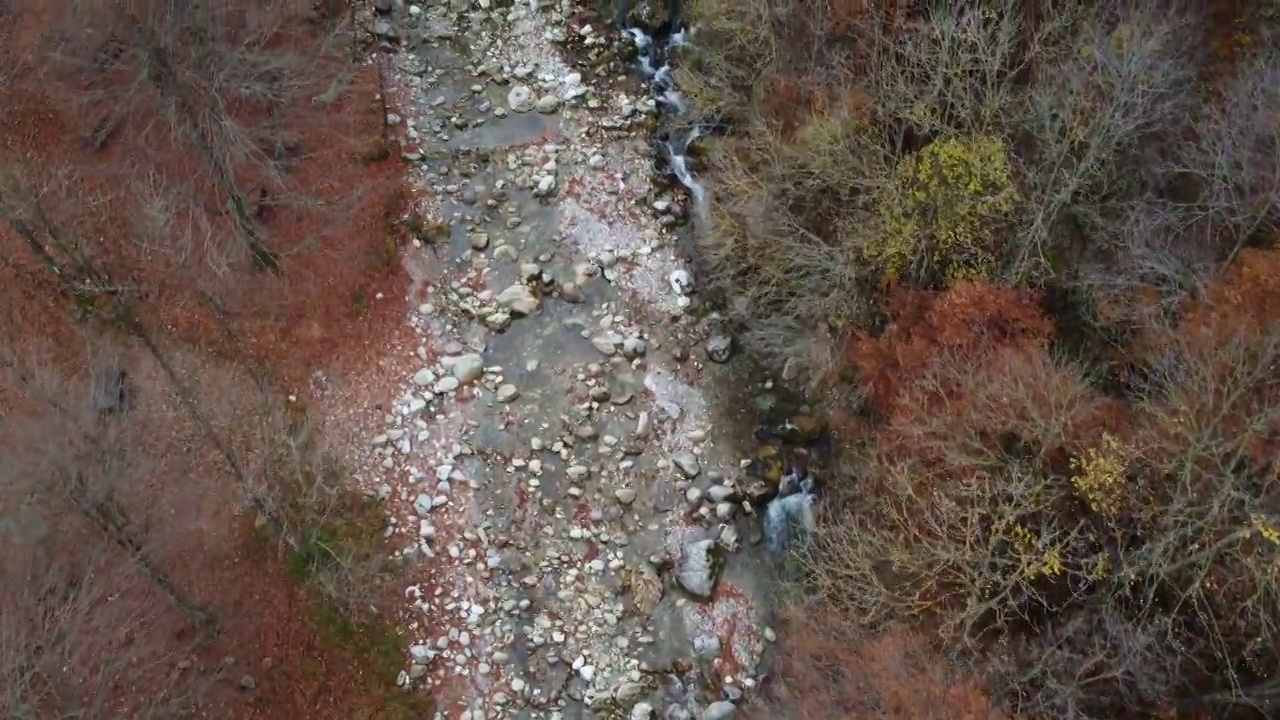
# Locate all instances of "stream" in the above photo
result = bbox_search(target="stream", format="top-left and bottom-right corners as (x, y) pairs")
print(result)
(351, 2), (833, 718)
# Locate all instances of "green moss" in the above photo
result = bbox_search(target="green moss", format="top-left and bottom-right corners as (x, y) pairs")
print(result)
(251, 450), (432, 719)
(350, 288), (369, 317)
(402, 211), (448, 245)
(869, 136), (1019, 282)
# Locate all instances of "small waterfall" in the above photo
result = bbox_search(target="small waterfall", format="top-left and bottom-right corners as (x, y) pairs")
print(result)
(618, 4), (711, 218)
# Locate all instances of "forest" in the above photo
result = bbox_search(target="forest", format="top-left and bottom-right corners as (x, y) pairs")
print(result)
(681, 1), (1280, 718)
(4, 1), (1279, 719)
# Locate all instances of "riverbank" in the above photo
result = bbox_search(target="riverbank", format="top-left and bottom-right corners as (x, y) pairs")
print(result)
(323, 2), (835, 718)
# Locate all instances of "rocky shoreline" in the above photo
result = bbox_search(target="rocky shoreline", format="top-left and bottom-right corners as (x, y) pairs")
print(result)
(331, 2), (827, 718)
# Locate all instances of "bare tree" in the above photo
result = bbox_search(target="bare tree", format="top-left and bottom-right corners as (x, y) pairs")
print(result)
(0, 333), (217, 630)
(0, 494), (211, 719)
(34, 0), (359, 272)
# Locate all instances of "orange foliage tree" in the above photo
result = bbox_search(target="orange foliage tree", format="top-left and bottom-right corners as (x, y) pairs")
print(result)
(812, 269), (1280, 719)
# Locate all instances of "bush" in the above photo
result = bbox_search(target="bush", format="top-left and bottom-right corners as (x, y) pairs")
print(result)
(746, 604), (1006, 720)
(871, 136), (1020, 282)
(806, 285), (1280, 718)
(684, 2), (1280, 717)
(686, 0), (1277, 375)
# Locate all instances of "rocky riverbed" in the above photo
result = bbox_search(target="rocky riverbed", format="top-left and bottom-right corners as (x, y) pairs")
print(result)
(329, 2), (827, 718)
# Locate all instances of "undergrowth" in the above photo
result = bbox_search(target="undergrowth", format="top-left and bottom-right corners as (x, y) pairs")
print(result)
(682, 1), (1280, 719)
(682, 0), (1280, 380)
(248, 405), (433, 719)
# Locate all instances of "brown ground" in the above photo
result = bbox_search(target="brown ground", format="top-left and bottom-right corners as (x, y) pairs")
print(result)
(0, 3), (434, 719)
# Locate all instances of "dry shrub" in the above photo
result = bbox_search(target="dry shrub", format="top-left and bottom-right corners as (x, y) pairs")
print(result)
(1, 0), (403, 385)
(849, 282), (1054, 415)
(686, 0), (1278, 377)
(1, 303), (404, 648)
(0, 524), (212, 719)
(807, 258), (1280, 718)
(747, 604), (1005, 720)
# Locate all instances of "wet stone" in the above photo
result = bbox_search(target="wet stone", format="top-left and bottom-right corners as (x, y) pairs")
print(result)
(507, 84), (534, 113)
(672, 451), (701, 478)
(496, 284), (540, 315)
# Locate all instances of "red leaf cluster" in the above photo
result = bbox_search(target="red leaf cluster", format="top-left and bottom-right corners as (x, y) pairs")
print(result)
(849, 281), (1055, 418)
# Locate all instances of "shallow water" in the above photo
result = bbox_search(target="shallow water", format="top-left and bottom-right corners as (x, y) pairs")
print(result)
(365, 2), (830, 716)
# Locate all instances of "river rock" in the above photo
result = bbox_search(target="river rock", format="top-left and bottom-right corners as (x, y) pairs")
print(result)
(507, 84), (534, 112)
(496, 284), (540, 315)
(669, 269), (694, 295)
(615, 681), (646, 705)
(676, 538), (721, 599)
(706, 484), (734, 503)
(692, 633), (721, 661)
(496, 384), (520, 402)
(705, 334), (733, 363)
(672, 451), (701, 478)
(413, 368), (436, 387)
(622, 336), (647, 358)
(451, 354), (484, 384)
(535, 94), (562, 113)
(702, 701), (737, 720)
(592, 333), (623, 355)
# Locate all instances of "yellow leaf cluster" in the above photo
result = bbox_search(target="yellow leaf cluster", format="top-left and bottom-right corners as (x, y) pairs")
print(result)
(1009, 524), (1065, 580)
(870, 136), (1019, 281)
(1071, 433), (1131, 518)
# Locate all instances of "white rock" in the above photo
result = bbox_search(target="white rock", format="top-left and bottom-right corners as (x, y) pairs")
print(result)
(535, 94), (561, 113)
(409, 644), (434, 663)
(706, 485), (734, 503)
(676, 538), (719, 598)
(413, 494), (433, 517)
(507, 84), (534, 112)
(669, 269), (694, 295)
(496, 284), (540, 315)
(406, 397), (428, 415)
(451, 354), (485, 384)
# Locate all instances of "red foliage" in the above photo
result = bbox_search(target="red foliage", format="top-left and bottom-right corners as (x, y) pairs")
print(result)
(0, 2), (409, 387)
(849, 282), (1055, 416)
(0, 5), (422, 720)
(1178, 248), (1280, 342)
(750, 605), (1007, 720)
(1134, 249), (1280, 469)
